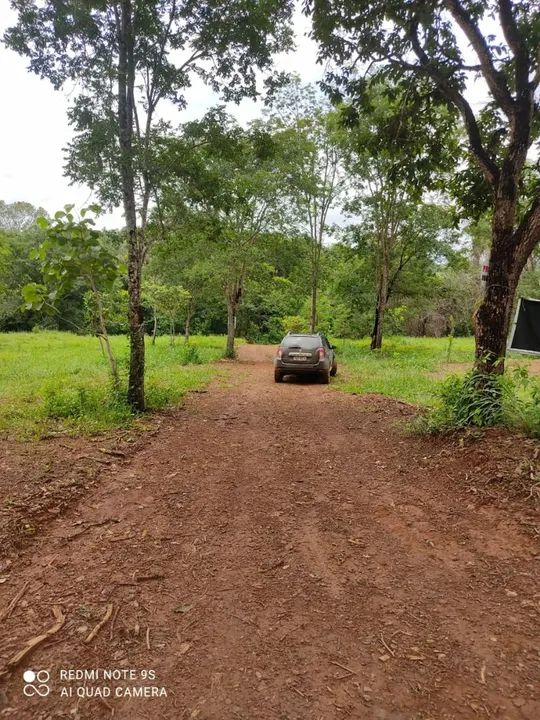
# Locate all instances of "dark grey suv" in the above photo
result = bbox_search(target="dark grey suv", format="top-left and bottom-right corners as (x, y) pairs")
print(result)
(274, 332), (337, 383)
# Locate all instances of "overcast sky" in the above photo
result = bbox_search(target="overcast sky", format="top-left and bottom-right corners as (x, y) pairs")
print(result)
(0, 5), (321, 228)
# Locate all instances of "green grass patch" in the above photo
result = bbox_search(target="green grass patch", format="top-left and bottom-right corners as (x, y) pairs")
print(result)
(335, 336), (539, 408)
(0, 331), (230, 438)
(335, 336), (474, 406)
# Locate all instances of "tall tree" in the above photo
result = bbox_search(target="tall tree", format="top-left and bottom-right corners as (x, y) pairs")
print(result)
(157, 110), (286, 357)
(5, 0), (293, 409)
(307, 0), (540, 375)
(339, 81), (458, 348)
(267, 79), (344, 332)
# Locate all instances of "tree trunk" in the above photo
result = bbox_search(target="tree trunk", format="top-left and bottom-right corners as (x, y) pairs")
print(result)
(170, 320), (175, 346)
(118, 0), (145, 411)
(225, 284), (242, 358)
(370, 260), (389, 350)
(184, 298), (193, 344)
(225, 298), (237, 358)
(92, 284), (120, 389)
(473, 184), (540, 375)
(152, 311), (157, 345)
(310, 282), (317, 333)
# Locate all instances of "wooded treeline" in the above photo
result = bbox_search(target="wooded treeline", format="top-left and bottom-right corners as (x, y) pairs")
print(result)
(2, 186), (540, 344)
(3, 0), (540, 415)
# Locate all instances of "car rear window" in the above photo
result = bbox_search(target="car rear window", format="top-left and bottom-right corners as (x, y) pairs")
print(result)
(282, 335), (321, 349)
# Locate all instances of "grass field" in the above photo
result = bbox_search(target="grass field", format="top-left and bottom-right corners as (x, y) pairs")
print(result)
(1, 332), (539, 439)
(336, 336), (540, 407)
(0, 332), (230, 438)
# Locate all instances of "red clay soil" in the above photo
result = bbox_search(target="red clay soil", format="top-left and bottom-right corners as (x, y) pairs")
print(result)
(0, 344), (538, 720)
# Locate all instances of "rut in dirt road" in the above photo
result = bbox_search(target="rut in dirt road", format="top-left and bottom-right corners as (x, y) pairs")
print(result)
(0, 344), (538, 720)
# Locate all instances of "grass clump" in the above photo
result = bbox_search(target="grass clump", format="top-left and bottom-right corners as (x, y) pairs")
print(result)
(416, 370), (506, 432)
(416, 366), (540, 436)
(179, 344), (202, 365)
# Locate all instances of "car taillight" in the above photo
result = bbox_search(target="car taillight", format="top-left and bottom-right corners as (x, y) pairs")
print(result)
(318, 347), (326, 359)
(277, 347), (283, 359)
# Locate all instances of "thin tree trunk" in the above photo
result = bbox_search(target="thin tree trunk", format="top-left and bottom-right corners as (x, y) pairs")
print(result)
(225, 300), (237, 358)
(91, 284), (120, 389)
(118, 0), (145, 411)
(371, 254), (389, 350)
(184, 298), (193, 344)
(225, 283), (242, 358)
(152, 311), (157, 345)
(98, 334), (107, 358)
(310, 282), (317, 333)
(170, 320), (175, 346)
(225, 294), (238, 358)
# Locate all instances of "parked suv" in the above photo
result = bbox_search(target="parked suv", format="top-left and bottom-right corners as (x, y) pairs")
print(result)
(274, 332), (337, 383)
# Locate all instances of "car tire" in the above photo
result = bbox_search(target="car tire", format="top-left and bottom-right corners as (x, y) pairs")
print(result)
(330, 363), (337, 377)
(274, 368), (284, 383)
(319, 369), (330, 384)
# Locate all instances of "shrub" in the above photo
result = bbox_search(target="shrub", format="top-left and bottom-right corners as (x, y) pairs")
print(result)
(281, 315), (309, 334)
(418, 369), (508, 432)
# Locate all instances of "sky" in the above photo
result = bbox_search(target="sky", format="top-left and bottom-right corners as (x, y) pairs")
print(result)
(0, 5), (322, 228)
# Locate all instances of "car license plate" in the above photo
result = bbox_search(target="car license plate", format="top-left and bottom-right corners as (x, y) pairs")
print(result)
(290, 353), (309, 361)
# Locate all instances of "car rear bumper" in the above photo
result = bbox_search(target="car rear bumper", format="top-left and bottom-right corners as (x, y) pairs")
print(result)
(274, 358), (331, 373)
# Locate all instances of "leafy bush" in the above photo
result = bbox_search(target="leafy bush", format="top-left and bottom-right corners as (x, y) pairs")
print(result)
(417, 371), (504, 433)
(417, 365), (540, 434)
(504, 366), (540, 438)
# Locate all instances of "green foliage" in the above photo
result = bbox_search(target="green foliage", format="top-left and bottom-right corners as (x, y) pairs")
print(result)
(144, 281), (190, 331)
(83, 286), (129, 335)
(0, 332), (226, 438)
(22, 206), (124, 315)
(42, 382), (131, 426)
(281, 315), (309, 334)
(179, 344), (202, 365)
(424, 371), (506, 432)
(417, 362), (540, 438)
(5, 1), (294, 208)
(0, 200), (48, 231)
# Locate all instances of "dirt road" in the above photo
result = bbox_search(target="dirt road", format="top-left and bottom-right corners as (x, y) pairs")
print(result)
(0, 345), (538, 719)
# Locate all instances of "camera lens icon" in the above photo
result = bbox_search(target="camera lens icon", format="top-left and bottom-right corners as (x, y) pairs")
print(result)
(23, 669), (50, 697)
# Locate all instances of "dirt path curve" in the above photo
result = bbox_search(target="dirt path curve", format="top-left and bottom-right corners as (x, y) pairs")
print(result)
(0, 345), (538, 720)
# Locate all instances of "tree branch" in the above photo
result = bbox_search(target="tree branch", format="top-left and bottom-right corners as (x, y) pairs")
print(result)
(497, 0), (530, 96)
(444, 0), (515, 117)
(514, 193), (540, 268)
(406, 19), (500, 187)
